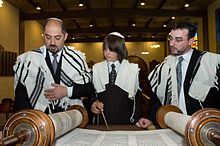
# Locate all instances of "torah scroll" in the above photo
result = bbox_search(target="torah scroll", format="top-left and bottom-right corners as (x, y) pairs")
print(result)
(0, 105), (88, 146)
(157, 105), (220, 146)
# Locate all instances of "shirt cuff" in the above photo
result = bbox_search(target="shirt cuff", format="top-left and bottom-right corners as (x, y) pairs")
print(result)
(67, 86), (73, 97)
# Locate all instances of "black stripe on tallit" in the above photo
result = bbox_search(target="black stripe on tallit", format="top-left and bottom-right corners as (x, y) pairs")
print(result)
(153, 63), (165, 95)
(15, 62), (24, 81)
(32, 71), (45, 107)
(65, 47), (91, 80)
(23, 61), (31, 83)
(29, 68), (45, 107)
(62, 54), (86, 83)
(65, 47), (86, 69)
(164, 68), (171, 105)
(63, 48), (91, 82)
(60, 70), (74, 86)
(215, 64), (220, 88)
(14, 61), (21, 74)
(189, 52), (206, 84)
(149, 62), (164, 82)
(150, 63), (165, 89)
(31, 49), (43, 54)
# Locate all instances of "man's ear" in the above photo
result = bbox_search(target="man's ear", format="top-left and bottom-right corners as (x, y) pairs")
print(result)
(64, 33), (68, 41)
(189, 37), (194, 46)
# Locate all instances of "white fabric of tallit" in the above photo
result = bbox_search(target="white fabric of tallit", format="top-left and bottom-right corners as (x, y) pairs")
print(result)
(148, 51), (220, 106)
(92, 59), (140, 99)
(13, 45), (91, 112)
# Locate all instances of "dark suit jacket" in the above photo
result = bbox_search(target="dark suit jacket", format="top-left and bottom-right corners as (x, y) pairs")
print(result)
(90, 67), (152, 125)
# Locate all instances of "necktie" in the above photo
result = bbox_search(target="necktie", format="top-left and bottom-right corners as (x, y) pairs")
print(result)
(109, 64), (117, 84)
(52, 54), (58, 74)
(176, 56), (184, 97)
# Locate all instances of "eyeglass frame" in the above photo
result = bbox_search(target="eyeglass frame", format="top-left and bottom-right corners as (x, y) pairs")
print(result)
(167, 35), (189, 43)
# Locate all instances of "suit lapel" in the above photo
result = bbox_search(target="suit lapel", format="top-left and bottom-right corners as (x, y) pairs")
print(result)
(45, 50), (62, 84)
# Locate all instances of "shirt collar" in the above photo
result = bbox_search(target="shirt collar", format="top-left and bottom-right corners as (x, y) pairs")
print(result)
(182, 48), (193, 63)
(108, 60), (120, 72)
(48, 50), (62, 62)
(176, 48), (193, 63)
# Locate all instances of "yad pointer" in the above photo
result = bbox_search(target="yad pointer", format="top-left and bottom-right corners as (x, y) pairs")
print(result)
(97, 100), (109, 130)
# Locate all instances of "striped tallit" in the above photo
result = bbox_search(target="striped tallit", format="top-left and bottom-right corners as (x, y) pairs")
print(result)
(148, 51), (220, 106)
(14, 45), (91, 113)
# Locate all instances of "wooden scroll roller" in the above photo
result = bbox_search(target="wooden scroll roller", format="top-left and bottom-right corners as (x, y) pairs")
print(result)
(0, 105), (88, 146)
(156, 105), (220, 146)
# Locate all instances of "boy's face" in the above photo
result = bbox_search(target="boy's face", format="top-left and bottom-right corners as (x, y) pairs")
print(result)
(103, 48), (118, 62)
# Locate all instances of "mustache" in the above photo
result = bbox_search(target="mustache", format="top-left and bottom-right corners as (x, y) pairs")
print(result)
(49, 45), (58, 48)
(169, 46), (177, 49)
(169, 46), (177, 54)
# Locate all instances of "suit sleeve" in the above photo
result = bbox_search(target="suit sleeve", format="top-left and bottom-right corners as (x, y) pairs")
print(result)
(70, 82), (97, 123)
(70, 82), (96, 100)
(139, 74), (162, 125)
(148, 93), (162, 125)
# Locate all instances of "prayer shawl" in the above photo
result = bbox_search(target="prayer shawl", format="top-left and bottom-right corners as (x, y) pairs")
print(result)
(148, 51), (220, 106)
(13, 45), (91, 113)
(93, 59), (140, 99)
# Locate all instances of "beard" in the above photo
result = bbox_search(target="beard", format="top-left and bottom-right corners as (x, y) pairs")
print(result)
(48, 45), (60, 54)
(169, 46), (182, 56)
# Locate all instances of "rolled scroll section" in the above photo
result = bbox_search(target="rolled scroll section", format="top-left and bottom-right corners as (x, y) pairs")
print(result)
(157, 105), (220, 146)
(0, 105), (88, 146)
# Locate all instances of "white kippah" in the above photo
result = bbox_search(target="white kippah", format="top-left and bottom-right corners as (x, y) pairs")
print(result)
(47, 17), (63, 22)
(109, 32), (124, 39)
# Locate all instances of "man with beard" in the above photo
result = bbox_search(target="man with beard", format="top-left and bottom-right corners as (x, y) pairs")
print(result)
(14, 18), (95, 114)
(136, 21), (220, 128)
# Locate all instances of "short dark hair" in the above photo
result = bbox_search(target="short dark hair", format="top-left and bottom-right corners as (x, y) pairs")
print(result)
(171, 21), (197, 39)
(103, 34), (128, 62)
(43, 18), (67, 34)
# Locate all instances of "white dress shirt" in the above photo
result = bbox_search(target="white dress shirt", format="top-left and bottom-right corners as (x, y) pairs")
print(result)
(44, 50), (73, 97)
(48, 50), (62, 63)
(177, 49), (193, 114)
(108, 60), (120, 74)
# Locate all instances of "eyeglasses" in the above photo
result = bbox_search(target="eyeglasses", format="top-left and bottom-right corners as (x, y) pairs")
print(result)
(167, 35), (188, 43)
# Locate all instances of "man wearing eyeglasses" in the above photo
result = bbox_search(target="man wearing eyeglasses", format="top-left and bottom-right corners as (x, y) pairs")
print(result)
(136, 21), (220, 128)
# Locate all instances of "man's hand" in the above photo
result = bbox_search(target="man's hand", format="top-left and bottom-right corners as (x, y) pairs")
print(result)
(136, 118), (152, 128)
(91, 100), (104, 114)
(44, 83), (67, 101)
